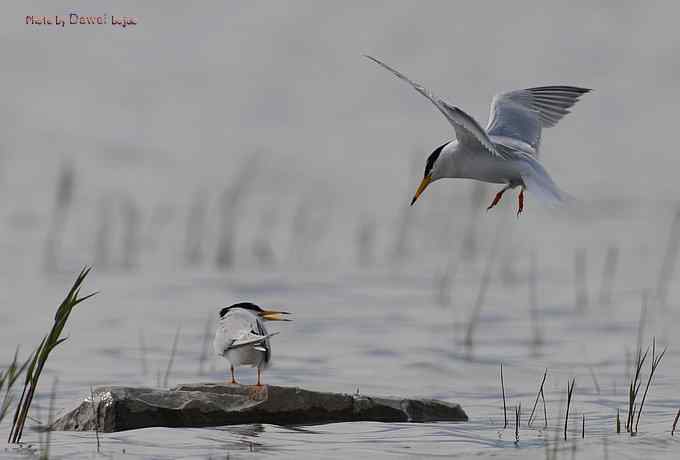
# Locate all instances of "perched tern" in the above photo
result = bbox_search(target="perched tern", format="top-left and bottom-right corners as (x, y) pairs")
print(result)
(365, 55), (591, 214)
(213, 302), (291, 386)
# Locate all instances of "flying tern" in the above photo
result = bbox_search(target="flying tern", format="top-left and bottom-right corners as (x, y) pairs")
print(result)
(365, 55), (591, 214)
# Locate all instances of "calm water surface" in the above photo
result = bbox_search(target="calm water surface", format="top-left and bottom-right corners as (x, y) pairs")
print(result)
(2, 217), (680, 460)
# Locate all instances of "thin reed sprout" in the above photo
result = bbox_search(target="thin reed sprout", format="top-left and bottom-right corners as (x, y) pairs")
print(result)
(564, 378), (575, 441)
(527, 368), (547, 427)
(514, 404), (520, 444)
(500, 363), (507, 428)
(90, 385), (101, 453)
(626, 344), (650, 434)
(634, 338), (666, 433)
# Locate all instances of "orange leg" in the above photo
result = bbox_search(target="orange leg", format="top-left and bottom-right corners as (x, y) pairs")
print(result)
(517, 188), (525, 216)
(229, 365), (238, 384)
(487, 185), (511, 211)
(255, 368), (263, 387)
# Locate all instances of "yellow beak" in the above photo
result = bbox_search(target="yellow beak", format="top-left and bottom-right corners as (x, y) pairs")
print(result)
(259, 309), (292, 321)
(411, 175), (432, 206)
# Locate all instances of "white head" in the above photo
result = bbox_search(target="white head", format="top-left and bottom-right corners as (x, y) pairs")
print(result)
(410, 140), (455, 205)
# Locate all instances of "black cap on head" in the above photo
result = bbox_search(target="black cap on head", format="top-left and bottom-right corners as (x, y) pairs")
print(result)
(424, 141), (448, 178)
(219, 302), (263, 318)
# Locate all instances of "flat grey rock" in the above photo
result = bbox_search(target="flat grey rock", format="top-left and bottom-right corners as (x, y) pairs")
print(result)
(51, 383), (467, 432)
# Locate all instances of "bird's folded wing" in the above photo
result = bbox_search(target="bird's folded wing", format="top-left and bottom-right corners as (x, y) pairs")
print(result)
(486, 86), (591, 152)
(226, 331), (279, 350)
(365, 55), (501, 158)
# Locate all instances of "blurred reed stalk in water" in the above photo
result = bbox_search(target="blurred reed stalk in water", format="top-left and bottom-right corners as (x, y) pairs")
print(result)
(289, 195), (334, 266)
(198, 314), (213, 376)
(162, 327), (181, 387)
(183, 190), (208, 267)
(9, 267), (96, 444)
(434, 259), (456, 308)
(500, 239), (520, 288)
(121, 196), (141, 270)
(391, 203), (415, 267)
(574, 248), (589, 313)
(656, 206), (680, 308)
(44, 161), (75, 273)
(546, 396), (565, 460)
(355, 215), (376, 268)
(252, 206), (278, 268)
(464, 221), (502, 350)
(528, 251), (542, 350)
(390, 152), (420, 267)
(93, 195), (114, 270)
(216, 155), (260, 269)
(41, 377), (58, 460)
(636, 293), (648, 355)
(460, 182), (487, 262)
(598, 245), (619, 307)
(588, 366), (601, 395)
(138, 329), (148, 377)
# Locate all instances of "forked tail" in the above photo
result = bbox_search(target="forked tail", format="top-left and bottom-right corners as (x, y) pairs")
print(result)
(521, 158), (574, 207)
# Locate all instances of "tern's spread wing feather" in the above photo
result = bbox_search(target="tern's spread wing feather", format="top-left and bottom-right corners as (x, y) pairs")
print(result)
(365, 55), (501, 158)
(227, 332), (279, 350)
(486, 86), (591, 152)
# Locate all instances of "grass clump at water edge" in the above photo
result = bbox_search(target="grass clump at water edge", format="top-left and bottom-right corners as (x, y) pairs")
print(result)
(7, 266), (97, 444)
(0, 349), (31, 423)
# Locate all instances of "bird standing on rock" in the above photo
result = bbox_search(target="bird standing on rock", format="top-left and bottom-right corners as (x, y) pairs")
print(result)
(365, 55), (591, 215)
(213, 302), (291, 386)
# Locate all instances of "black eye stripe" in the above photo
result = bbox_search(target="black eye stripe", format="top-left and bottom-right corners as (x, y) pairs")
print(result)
(424, 142), (448, 177)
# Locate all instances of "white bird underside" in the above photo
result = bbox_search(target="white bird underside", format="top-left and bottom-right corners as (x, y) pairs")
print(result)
(214, 309), (274, 369)
(365, 55), (590, 206)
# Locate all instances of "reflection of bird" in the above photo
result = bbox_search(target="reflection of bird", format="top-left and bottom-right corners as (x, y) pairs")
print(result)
(213, 302), (291, 386)
(366, 55), (591, 214)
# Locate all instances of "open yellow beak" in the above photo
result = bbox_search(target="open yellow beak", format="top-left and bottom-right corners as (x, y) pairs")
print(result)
(259, 309), (292, 321)
(411, 175), (432, 206)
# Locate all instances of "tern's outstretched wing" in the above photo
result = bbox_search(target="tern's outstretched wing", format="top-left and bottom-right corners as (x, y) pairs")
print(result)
(486, 86), (591, 153)
(365, 55), (502, 158)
